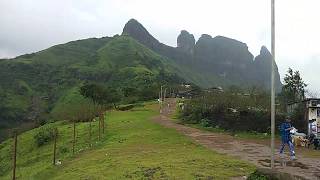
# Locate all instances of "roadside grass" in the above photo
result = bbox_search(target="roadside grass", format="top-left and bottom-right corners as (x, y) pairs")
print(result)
(1, 102), (255, 179)
(174, 118), (270, 140)
(172, 103), (270, 140)
(172, 106), (320, 159)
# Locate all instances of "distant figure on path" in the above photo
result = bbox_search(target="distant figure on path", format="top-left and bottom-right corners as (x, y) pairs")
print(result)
(279, 116), (296, 160)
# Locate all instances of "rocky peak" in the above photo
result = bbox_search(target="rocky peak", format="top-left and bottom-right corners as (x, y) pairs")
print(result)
(122, 19), (159, 48)
(253, 46), (282, 91)
(259, 46), (271, 56)
(177, 30), (195, 54)
(198, 34), (213, 42)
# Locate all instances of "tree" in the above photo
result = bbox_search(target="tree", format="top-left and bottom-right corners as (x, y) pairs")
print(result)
(280, 68), (307, 104)
(80, 83), (121, 109)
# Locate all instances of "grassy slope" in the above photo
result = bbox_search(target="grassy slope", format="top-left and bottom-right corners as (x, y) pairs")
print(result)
(0, 103), (255, 179)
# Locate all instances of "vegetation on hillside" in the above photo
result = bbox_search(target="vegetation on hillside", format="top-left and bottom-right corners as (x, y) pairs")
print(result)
(0, 102), (255, 179)
(0, 35), (185, 141)
(179, 68), (309, 135)
(178, 87), (286, 134)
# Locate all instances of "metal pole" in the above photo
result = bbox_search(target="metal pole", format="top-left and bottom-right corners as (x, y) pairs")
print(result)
(12, 131), (17, 180)
(271, 0), (276, 169)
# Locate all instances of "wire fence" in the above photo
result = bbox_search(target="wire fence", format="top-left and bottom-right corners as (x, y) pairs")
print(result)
(0, 112), (108, 180)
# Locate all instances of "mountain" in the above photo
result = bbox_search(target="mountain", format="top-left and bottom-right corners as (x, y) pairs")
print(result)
(122, 19), (282, 90)
(0, 18), (282, 140)
(0, 35), (184, 141)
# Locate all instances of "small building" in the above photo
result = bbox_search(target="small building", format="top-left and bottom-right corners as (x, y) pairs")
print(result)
(287, 98), (320, 137)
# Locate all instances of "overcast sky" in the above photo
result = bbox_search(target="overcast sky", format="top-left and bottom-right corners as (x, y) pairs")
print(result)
(0, 0), (319, 93)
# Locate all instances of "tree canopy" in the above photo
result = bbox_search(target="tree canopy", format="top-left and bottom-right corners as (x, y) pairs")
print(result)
(80, 83), (121, 108)
(281, 68), (307, 104)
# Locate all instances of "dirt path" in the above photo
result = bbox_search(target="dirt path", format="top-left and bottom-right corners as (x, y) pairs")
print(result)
(153, 99), (320, 180)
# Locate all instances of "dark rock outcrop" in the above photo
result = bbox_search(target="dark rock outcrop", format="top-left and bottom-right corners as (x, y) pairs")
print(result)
(122, 19), (282, 90)
(122, 19), (160, 49)
(177, 30), (195, 54)
(252, 46), (282, 91)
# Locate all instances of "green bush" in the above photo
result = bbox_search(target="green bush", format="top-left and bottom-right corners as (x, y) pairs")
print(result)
(179, 91), (286, 133)
(200, 118), (210, 127)
(247, 171), (268, 180)
(118, 104), (135, 111)
(34, 125), (56, 147)
(59, 145), (69, 154)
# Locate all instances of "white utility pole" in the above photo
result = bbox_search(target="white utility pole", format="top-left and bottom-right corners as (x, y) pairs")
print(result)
(271, 0), (276, 169)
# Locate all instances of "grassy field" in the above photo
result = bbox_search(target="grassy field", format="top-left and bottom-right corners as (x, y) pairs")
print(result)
(0, 102), (255, 179)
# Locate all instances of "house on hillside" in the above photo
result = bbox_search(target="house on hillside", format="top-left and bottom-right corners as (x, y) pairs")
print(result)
(287, 98), (320, 137)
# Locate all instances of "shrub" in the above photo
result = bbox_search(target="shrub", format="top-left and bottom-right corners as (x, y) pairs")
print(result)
(118, 104), (135, 111)
(291, 103), (307, 133)
(247, 171), (268, 180)
(34, 125), (56, 147)
(59, 145), (69, 154)
(179, 91), (285, 133)
(200, 118), (210, 127)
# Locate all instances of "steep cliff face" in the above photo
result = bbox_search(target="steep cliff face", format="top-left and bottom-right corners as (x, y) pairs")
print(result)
(122, 19), (282, 90)
(194, 35), (254, 79)
(122, 19), (160, 49)
(177, 30), (195, 54)
(252, 46), (282, 91)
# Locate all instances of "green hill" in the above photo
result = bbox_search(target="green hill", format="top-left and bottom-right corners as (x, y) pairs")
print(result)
(0, 35), (185, 141)
(0, 102), (255, 179)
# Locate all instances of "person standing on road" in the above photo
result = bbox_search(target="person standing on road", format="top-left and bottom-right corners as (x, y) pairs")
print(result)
(279, 116), (296, 160)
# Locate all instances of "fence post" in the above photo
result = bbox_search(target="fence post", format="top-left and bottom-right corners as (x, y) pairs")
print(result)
(98, 116), (101, 141)
(102, 112), (105, 134)
(89, 119), (92, 146)
(12, 130), (17, 180)
(73, 120), (76, 155)
(53, 128), (58, 165)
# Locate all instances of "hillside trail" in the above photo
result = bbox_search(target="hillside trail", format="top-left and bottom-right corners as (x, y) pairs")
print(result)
(153, 98), (320, 180)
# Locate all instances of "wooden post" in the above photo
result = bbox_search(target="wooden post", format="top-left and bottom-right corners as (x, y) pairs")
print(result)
(98, 116), (101, 141)
(12, 130), (17, 180)
(159, 91), (161, 113)
(102, 112), (105, 134)
(53, 128), (58, 165)
(73, 121), (76, 155)
(89, 119), (92, 147)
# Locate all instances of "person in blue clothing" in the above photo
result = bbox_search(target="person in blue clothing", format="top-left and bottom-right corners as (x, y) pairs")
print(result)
(279, 116), (296, 160)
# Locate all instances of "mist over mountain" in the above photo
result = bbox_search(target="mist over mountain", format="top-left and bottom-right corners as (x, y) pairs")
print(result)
(122, 19), (282, 90)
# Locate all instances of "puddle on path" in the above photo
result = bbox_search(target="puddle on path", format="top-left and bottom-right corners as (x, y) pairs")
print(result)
(258, 159), (309, 169)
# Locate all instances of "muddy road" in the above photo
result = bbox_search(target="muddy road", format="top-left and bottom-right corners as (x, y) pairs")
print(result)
(153, 99), (320, 180)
